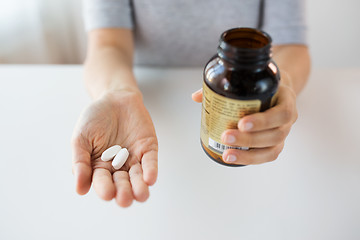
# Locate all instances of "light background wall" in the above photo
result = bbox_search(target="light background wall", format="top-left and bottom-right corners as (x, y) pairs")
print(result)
(307, 0), (360, 68)
(0, 0), (359, 68)
(0, 0), (86, 64)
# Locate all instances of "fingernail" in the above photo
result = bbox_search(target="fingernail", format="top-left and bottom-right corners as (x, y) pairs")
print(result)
(226, 155), (237, 163)
(224, 134), (236, 144)
(242, 122), (253, 132)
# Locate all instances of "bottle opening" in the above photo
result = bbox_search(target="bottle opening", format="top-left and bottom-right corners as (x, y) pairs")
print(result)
(218, 28), (272, 65)
(222, 28), (270, 49)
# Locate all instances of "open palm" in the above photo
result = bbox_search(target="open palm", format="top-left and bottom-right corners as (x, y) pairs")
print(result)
(72, 90), (158, 207)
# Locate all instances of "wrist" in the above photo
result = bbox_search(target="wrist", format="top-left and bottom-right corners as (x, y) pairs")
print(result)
(86, 83), (140, 100)
(84, 68), (140, 100)
(100, 88), (144, 108)
(106, 87), (143, 100)
(91, 84), (143, 103)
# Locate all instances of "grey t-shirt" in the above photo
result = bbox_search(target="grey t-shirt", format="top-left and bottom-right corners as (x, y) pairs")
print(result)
(83, 0), (307, 67)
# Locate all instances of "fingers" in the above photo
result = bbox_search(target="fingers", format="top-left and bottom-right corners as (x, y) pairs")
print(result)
(92, 165), (150, 205)
(113, 148), (157, 207)
(238, 85), (297, 132)
(113, 171), (133, 207)
(191, 88), (203, 103)
(221, 125), (291, 148)
(222, 143), (285, 165)
(141, 150), (158, 186)
(129, 163), (150, 202)
(72, 138), (92, 195)
(218, 86), (295, 165)
(92, 168), (116, 201)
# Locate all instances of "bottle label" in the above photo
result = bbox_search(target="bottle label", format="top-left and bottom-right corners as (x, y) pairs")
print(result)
(200, 83), (262, 155)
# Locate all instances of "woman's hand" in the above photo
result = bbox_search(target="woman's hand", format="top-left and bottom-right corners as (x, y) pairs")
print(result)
(192, 81), (298, 165)
(71, 90), (158, 207)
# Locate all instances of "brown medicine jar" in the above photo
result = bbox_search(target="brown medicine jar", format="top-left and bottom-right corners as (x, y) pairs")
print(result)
(200, 27), (280, 167)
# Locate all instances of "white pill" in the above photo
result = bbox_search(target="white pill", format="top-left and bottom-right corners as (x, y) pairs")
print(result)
(112, 148), (129, 170)
(101, 145), (122, 161)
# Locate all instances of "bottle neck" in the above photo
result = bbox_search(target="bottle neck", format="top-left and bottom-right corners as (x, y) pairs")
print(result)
(217, 28), (272, 67)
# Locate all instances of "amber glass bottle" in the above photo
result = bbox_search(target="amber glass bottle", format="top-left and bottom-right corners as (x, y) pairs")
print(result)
(200, 28), (280, 167)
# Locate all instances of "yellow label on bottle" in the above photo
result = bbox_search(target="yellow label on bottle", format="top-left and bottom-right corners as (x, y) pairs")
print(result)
(200, 83), (261, 154)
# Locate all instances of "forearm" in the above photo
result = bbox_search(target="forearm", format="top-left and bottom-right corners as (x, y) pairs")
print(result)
(273, 45), (311, 95)
(84, 29), (140, 100)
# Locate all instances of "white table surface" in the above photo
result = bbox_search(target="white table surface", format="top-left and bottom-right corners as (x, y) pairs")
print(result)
(0, 66), (359, 240)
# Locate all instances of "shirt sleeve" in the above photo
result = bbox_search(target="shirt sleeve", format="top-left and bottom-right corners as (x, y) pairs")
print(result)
(83, 0), (133, 31)
(262, 0), (308, 45)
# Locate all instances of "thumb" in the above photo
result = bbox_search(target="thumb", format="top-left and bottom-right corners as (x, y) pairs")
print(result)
(71, 136), (92, 195)
(191, 88), (203, 103)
